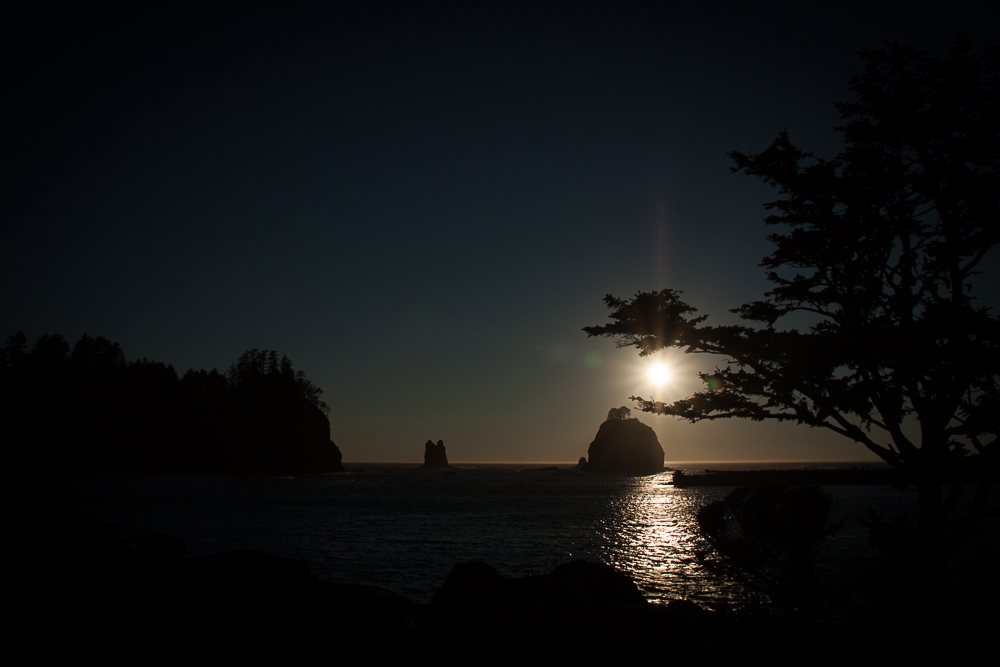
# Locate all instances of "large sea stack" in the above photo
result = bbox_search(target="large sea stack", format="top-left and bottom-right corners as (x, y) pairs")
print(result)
(421, 439), (455, 469)
(581, 418), (664, 474)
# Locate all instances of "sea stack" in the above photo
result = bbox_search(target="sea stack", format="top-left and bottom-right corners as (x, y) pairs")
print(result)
(581, 411), (664, 474)
(421, 439), (455, 469)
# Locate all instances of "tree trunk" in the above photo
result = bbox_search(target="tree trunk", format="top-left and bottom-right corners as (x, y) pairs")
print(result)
(915, 457), (947, 614)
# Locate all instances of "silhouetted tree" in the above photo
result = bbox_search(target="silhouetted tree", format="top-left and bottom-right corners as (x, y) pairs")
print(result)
(295, 370), (328, 413)
(180, 368), (230, 398)
(226, 348), (328, 413)
(1, 331), (28, 377)
(584, 38), (999, 571)
(606, 406), (632, 420)
(29, 333), (70, 373)
(71, 333), (126, 373)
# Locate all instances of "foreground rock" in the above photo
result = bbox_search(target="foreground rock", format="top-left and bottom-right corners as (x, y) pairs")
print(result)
(1, 517), (985, 660)
(421, 439), (455, 469)
(3, 517), (412, 657)
(581, 417), (664, 473)
(433, 560), (647, 608)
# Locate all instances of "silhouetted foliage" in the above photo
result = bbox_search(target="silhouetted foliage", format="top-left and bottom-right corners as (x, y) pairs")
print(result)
(0, 332), (341, 473)
(226, 348), (329, 413)
(1, 331), (28, 375)
(606, 406), (632, 420)
(697, 485), (842, 620)
(585, 37), (999, 564)
(72, 333), (125, 373)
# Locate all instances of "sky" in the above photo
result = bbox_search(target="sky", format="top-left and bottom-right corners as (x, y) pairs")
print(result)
(3, 2), (996, 463)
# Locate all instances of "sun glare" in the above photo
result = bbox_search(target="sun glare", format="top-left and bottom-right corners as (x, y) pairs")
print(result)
(649, 363), (670, 385)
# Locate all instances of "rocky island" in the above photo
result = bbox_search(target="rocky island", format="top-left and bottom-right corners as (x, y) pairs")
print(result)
(579, 407), (664, 474)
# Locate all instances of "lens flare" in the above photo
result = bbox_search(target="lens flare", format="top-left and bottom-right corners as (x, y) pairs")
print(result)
(649, 363), (670, 385)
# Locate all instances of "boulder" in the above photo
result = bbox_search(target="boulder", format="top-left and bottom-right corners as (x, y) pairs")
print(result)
(582, 418), (664, 474)
(547, 561), (647, 606)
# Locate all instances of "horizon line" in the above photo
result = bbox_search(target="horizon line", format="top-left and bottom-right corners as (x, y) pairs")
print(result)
(341, 458), (885, 465)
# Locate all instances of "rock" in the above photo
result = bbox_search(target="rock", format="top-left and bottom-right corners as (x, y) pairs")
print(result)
(433, 561), (507, 607)
(665, 598), (705, 617)
(421, 439), (455, 469)
(433, 560), (646, 608)
(317, 581), (414, 624)
(547, 561), (646, 606)
(174, 549), (321, 636)
(582, 418), (664, 473)
(48, 516), (126, 562)
(135, 533), (186, 568)
(185, 549), (317, 588)
(4, 518), (148, 649)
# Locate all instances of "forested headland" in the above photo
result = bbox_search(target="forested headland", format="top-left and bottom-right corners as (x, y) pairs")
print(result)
(0, 332), (343, 474)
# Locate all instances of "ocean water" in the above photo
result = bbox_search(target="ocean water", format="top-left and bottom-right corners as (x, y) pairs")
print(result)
(3, 462), (993, 609)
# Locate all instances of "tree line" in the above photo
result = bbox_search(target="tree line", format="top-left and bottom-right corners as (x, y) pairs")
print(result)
(0, 332), (342, 473)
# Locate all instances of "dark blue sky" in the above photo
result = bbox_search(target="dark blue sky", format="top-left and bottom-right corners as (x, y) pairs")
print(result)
(4, 2), (996, 462)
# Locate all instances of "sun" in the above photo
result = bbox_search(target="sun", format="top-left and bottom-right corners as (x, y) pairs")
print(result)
(649, 363), (670, 385)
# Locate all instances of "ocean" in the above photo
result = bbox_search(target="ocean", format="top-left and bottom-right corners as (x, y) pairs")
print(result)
(3, 462), (993, 611)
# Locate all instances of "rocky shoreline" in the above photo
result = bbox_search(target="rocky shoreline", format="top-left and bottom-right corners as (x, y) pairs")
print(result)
(3, 516), (977, 660)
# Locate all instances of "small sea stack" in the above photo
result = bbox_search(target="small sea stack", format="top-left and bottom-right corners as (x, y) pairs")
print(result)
(421, 439), (455, 469)
(581, 407), (664, 474)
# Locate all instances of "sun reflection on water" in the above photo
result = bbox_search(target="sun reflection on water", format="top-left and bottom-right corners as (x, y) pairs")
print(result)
(590, 474), (739, 606)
